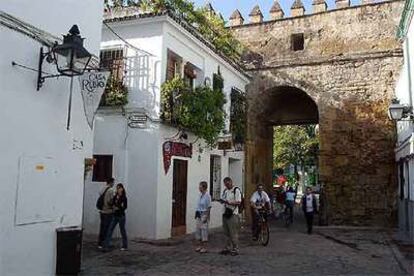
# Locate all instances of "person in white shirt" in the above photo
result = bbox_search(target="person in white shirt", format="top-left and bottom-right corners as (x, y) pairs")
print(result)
(194, 181), (212, 254)
(301, 187), (318, 234)
(250, 184), (270, 240)
(219, 177), (242, 256)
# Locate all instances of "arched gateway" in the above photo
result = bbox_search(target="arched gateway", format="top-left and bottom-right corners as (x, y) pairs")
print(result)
(232, 1), (405, 226)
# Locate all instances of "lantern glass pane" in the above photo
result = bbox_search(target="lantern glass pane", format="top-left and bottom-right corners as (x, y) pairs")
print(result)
(72, 54), (90, 74)
(389, 107), (404, 120)
(55, 48), (76, 76)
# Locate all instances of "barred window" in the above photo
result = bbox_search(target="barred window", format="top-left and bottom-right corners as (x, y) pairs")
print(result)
(100, 48), (125, 82)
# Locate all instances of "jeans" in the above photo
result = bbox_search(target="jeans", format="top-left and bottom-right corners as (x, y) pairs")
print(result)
(98, 213), (113, 246)
(105, 215), (128, 249)
(285, 200), (294, 222)
(305, 212), (314, 234)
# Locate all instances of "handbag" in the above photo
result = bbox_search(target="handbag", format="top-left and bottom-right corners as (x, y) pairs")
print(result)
(223, 207), (234, 219)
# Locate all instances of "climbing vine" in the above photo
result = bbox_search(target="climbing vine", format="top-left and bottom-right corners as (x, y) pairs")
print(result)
(230, 89), (246, 145)
(161, 77), (226, 147)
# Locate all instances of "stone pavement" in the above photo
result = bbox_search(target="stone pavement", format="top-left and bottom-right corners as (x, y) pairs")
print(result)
(81, 217), (409, 276)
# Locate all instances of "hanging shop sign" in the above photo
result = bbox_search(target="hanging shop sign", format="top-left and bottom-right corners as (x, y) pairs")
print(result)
(218, 141), (232, 150)
(163, 141), (192, 174)
(79, 71), (110, 129)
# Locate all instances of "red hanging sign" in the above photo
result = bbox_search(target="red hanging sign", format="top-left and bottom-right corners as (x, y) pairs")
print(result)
(163, 141), (192, 174)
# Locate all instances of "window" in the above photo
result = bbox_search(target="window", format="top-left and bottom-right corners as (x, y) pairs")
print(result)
(92, 155), (113, 182)
(213, 68), (224, 92)
(183, 62), (196, 89)
(100, 48), (124, 82)
(210, 155), (222, 200)
(291, 33), (304, 51)
(166, 50), (183, 81)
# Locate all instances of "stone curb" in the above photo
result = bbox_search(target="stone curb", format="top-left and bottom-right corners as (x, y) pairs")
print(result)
(386, 234), (414, 275)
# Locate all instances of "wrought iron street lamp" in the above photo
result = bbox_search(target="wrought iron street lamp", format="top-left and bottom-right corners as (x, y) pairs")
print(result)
(37, 25), (92, 90)
(388, 98), (412, 121)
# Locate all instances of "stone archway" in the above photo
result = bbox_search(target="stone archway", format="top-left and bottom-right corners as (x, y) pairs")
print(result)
(244, 71), (325, 223)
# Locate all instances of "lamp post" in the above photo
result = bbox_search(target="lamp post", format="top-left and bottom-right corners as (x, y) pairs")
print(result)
(37, 25), (92, 90)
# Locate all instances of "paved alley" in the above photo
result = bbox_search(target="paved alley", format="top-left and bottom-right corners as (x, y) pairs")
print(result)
(81, 217), (409, 276)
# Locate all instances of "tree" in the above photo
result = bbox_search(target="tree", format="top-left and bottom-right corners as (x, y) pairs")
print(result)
(273, 125), (319, 182)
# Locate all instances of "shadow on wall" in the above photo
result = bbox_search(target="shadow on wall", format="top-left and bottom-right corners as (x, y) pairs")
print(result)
(124, 50), (161, 118)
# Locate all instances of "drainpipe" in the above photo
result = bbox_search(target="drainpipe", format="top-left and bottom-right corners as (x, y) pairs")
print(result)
(405, 37), (413, 109)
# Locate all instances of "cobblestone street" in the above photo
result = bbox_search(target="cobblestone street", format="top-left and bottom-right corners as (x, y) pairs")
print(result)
(81, 216), (410, 276)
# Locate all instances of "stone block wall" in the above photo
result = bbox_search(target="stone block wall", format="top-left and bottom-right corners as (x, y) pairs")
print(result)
(232, 0), (404, 226)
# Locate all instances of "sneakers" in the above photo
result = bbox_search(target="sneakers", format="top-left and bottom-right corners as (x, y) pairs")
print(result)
(195, 247), (202, 252)
(230, 250), (239, 256)
(97, 245), (103, 249)
(199, 248), (207, 254)
(120, 247), (128, 251)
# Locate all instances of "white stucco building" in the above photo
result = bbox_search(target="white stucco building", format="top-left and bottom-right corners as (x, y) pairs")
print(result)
(0, 1), (103, 275)
(83, 8), (250, 240)
(394, 0), (414, 244)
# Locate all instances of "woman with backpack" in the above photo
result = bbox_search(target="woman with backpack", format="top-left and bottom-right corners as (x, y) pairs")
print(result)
(104, 183), (128, 251)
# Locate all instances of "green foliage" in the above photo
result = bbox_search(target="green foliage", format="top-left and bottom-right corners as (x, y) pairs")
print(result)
(230, 89), (246, 144)
(105, 0), (243, 61)
(273, 125), (319, 169)
(161, 77), (226, 147)
(160, 76), (189, 124)
(101, 77), (128, 106)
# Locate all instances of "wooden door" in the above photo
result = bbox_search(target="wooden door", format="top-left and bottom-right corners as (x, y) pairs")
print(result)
(171, 159), (188, 236)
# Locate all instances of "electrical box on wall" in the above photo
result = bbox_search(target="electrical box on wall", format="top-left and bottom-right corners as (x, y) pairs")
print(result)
(15, 156), (59, 225)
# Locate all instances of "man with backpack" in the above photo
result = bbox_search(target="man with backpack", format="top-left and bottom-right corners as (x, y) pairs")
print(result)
(97, 177), (115, 249)
(219, 177), (243, 256)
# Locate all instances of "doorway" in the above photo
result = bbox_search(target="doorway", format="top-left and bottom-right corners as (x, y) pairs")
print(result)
(171, 159), (188, 236)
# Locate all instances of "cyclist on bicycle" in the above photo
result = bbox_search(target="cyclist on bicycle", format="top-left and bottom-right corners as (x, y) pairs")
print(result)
(250, 184), (270, 241)
(285, 186), (296, 223)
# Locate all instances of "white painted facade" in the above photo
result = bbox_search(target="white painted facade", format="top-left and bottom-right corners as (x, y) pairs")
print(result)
(83, 14), (249, 240)
(0, 1), (103, 275)
(394, 3), (414, 244)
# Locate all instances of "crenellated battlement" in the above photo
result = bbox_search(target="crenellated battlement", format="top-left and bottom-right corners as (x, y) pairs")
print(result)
(228, 0), (399, 27)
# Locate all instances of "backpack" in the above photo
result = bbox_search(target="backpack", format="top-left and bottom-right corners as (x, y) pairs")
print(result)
(234, 187), (245, 214)
(96, 187), (110, 211)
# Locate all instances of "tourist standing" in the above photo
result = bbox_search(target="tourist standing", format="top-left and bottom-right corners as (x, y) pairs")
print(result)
(194, 181), (212, 253)
(219, 177), (242, 256)
(98, 177), (115, 249)
(104, 183), (128, 250)
(301, 187), (318, 234)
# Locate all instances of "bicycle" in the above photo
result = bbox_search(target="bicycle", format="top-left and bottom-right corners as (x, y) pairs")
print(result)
(256, 210), (270, 246)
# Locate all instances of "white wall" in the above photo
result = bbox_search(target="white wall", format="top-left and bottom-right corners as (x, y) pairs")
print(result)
(0, 1), (103, 275)
(101, 20), (164, 119)
(89, 15), (248, 240)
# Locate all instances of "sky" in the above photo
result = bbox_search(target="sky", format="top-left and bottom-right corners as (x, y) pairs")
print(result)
(192, 0), (364, 20)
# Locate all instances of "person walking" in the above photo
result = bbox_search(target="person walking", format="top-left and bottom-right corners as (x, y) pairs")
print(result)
(104, 183), (128, 251)
(194, 181), (212, 254)
(301, 187), (318, 234)
(250, 184), (270, 241)
(285, 187), (296, 223)
(219, 177), (242, 256)
(98, 177), (115, 249)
